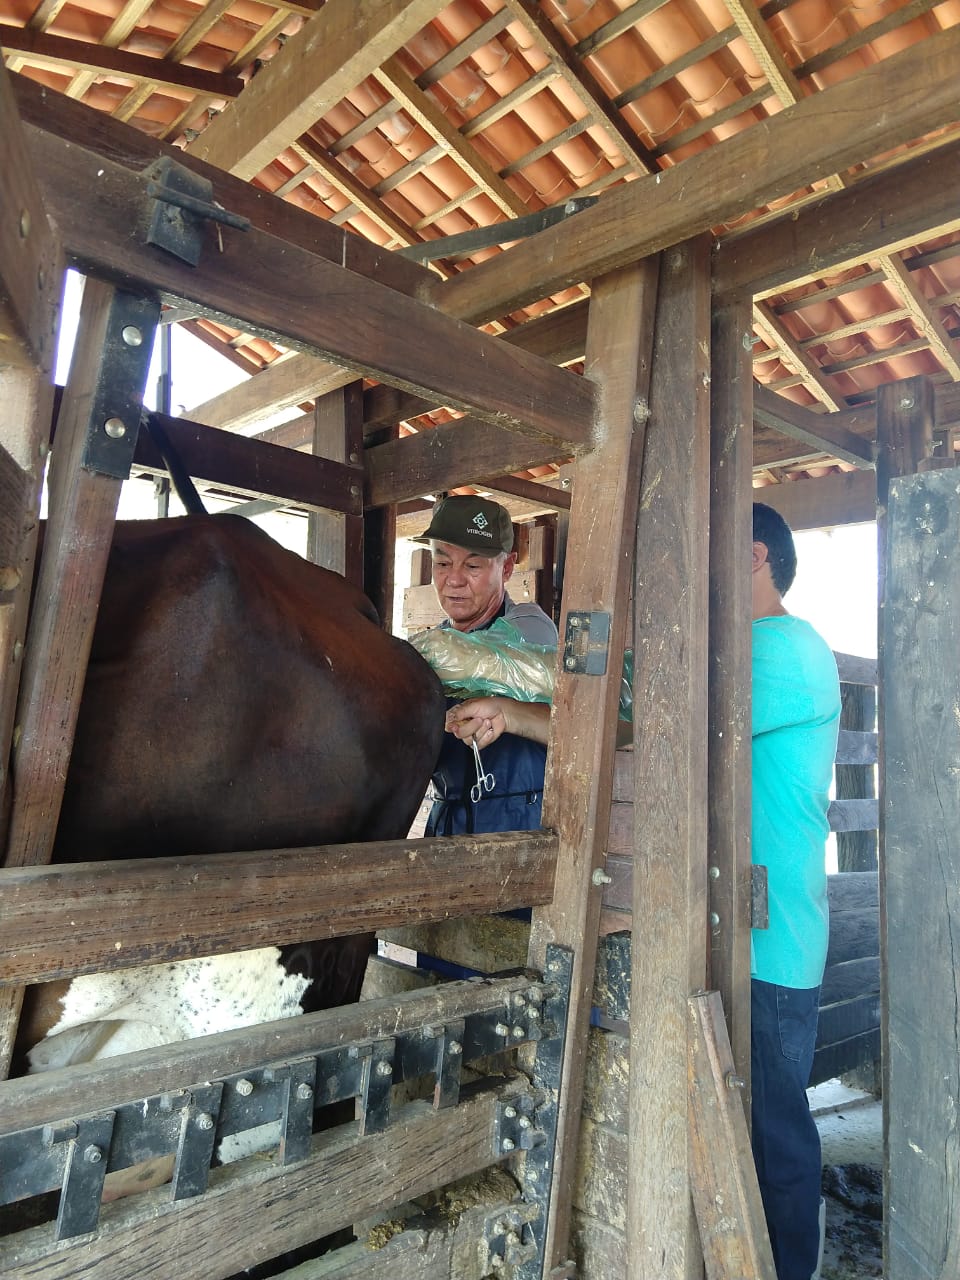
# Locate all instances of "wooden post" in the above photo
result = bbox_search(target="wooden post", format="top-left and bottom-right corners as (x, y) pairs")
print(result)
(307, 380), (364, 585)
(528, 257), (660, 1274)
(0, 279), (158, 1076)
(836, 682), (878, 873)
(882, 468), (960, 1279)
(629, 237), (712, 1278)
(363, 425), (399, 629)
(707, 296), (755, 1087)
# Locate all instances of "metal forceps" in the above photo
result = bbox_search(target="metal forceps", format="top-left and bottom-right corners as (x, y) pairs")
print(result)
(469, 736), (495, 803)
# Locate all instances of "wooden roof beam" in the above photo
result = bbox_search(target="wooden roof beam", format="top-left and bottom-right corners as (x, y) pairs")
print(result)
(291, 134), (421, 247)
(878, 251), (960, 382)
(28, 123), (596, 454)
(187, 0), (447, 180)
(60, 0), (155, 101)
(752, 302), (843, 411)
(714, 136), (960, 299)
(753, 385), (874, 468)
(373, 56), (529, 219)
(721, 0), (801, 107)
(0, 26), (245, 100)
(426, 24), (960, 324)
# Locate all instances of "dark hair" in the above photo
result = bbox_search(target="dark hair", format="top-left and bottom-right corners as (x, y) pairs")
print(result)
(753, 502), (797, 595)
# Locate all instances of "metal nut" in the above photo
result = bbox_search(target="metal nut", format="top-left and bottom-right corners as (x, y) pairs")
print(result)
(447, 1040), (462, 1056)
(235, 1078), (254, 1096)
(83, 1144), (103, 1164)
(121, 325), (144, 347)
(296, 1083), (314, 1101)
(501, 1137), (516, 1152)
(196, 1113), (214, 1131)
(375, 1060), (393, 1077)
(103, 417), (127, 439)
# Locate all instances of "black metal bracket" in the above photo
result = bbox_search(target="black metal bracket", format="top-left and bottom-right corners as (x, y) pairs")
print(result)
(397, 196), (598, 264)
(480, 1199), (541, 1273)
(142, 155), (250, 266)
(562, 611), (610, 675)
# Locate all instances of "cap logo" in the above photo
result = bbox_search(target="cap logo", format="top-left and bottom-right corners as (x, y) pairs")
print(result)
(472, 511), (489, 531)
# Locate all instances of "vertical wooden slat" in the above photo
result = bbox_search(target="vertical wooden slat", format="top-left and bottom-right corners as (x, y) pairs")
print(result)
(707, 295), (754, 1087)
(1, 279), (158, 1076)
(307, 380), (364, 584)
(629, 237), (712, 1279)
(529, 257), (661, 1273)
(883, 468), (960, 1280)
(836, 682), (878, 873)
(688, 991), (777, 1279)
(363, 425), (399, 630)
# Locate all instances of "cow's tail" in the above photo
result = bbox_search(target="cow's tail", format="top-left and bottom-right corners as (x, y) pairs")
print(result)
(142, 412), (207, 515)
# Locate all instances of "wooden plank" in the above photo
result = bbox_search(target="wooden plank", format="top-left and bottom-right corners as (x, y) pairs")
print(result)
(528, 257), (661, 1274)
(27, 126), (596, 456)
(129, 411), (361, 513)
(835, 727), (878, 767)
(828, 869), (879, 912)
(810, 1028), (881, 1088)
(0, 831), (558, 985)
(11, 71), (429, 302)
(187, 0), (447, 180)
(707, 293), (754, 1087)
(0, 25), (245, 98)
(628, 240), (711, 1278)
(0, 974), (535, 1132)
(715, 136), (960, 300)
(883, 468), (960, 1279)
(837, 685), (878, 871)
(753, 384), (875, 468)
(427, 25), (960, 324)
(0, 1084), (526, 1280)
(824, 908), (880, 967)
(816, 992), (881, 1048)
(820, 955), (880, 1005)
(754, 470), (876, 532)
(688, 991), (777, 1280)
(834, 652), (878, 686)
(307, 382), (364, 582)
(828, 798), (879, 832)
(190, 355), (352, 432)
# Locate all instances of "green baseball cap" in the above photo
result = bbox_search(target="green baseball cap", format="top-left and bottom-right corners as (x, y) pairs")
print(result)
(414, 495), (514, 554)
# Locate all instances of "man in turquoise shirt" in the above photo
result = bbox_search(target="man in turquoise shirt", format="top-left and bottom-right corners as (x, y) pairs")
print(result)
(751, 503), (840, 1280)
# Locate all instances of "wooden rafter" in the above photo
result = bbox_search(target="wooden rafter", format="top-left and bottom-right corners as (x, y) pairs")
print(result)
(878, 251), (960, 382)
(373, 55), (529, 218)
(721, 0), (801, 106)
(753, 385), (874, 467)
(187, 0), (446, 180)
(60, 0), (154, 101)
(291, 133), (421, 247)
(752, 302), (844, 411)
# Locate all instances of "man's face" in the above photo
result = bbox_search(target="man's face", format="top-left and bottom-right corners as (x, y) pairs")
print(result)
(432, 541), (515, 632)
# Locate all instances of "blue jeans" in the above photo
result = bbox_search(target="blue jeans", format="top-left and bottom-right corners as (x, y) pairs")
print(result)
(751, 979), (822, 1280)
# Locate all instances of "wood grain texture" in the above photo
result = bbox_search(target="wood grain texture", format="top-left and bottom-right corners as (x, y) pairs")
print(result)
(25, 125), (596, 454)
(0, 831), (558, 985)
(528, 257), (660, 1273)
(628, 240), (711, 1279)
(0, 1084), (527, 1279)
(687, 992), (777, 1279)
(307, 382), (364, 582)
(429, 25), (960, 324)
(707, 295), (755, 1088)
(884, 469), (960, 1276)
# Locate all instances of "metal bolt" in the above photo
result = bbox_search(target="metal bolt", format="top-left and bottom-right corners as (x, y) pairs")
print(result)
(495, 1022), (510, 1036)
(37, 266), (45, 291)
(196, 1113), (214, 1131)
(296, 1083), (313, 1101)
(448, 1040), (462, 1056)
(633, 398), (650, 425)
(375, 1060), (393, 1077)
(103, 417), (127, 439)
(547, 961), (560, 973)
(513, 993), (526, 1008)
(709, 865), (720, 880)
(350, 484), (361, 499)
(83, 1144), (103, 1164)
(570, 615), (581, 628)
(560, 477), (571, 488)
(235, 1078), (254, 1096)
(518, 1116), (532, 1130)
(349, 450), (359, 464)
(501, 1137), (516, 1152)
(13, 641), (23, 662)
(121, 325), (144, 347)
(726, 1072), (746, 1090)
(511, 1025), (525, 1039)
(899, 395), (915, 410)
(564, 656), (577, 670)
(19, 209), (30, 239)
(592, 867), (612, 886)
(527, 1008), (540, 1022)
(503, 1105), (517, 1119)
(709, 911), (721, 927)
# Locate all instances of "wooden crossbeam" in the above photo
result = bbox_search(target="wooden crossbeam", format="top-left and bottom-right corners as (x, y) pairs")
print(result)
(26, 124), (596, 454)
(753, 384), (874, 468)
(753, 301), (843, 411)
(187, 0), (447, 180)
(878, 251), (960, 382)
(291, 133), (421, 246)
(0, 832), (557, 985)
(428, 24), (960, 323)
(721, 0), (801, 106)
(0, 25), (245, 98)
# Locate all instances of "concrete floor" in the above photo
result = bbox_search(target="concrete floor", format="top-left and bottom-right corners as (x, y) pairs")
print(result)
(810, 1081), (883, 1279)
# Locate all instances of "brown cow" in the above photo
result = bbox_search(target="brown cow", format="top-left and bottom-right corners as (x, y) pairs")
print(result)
(17, 512), (446, 1072)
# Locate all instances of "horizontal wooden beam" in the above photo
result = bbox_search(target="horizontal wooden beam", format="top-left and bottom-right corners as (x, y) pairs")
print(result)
(427, 24), (960, 323)
(11, 70), (429, 299)
(0, 25), (245, 99)
(365, 416), (574, 508)
(25, 125), (596, 454)
(133, 412), (360, 513)
(0, 831), (558, 985)
(753, 385), (875, 468)
(188, 356), (351, 431)
(755, 469), (876, 530)
(1, 976), (534, 1133)
(715, 136), (960, 300)
(1, 1084), (523, 1280)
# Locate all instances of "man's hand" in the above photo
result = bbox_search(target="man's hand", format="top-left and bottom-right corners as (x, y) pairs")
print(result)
(445, 697), (549, 747)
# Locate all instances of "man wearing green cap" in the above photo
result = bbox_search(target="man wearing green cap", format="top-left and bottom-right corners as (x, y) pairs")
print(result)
(415, 495), (558, 836)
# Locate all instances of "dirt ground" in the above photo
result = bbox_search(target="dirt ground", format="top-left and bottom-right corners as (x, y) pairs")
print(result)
(812, 1082), (884, 1280)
